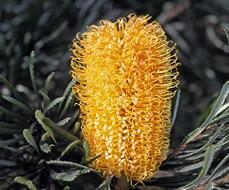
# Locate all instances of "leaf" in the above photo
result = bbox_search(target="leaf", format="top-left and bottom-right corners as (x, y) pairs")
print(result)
(207, 152), (229, 182)
(46, 160), (91, 170)
(60, 140), (80, 158)
(181, 145), (215, 190)
(223, 25), (229, 44)
(73, 121), (81, 134)
(2, 95), (33, 114)
(51, 168), (92, 182)
(14, 176), (38, 190)
(42, 116), (79, 142)
(57, 117), (71, 126)
(85, 154), (101, 164)
(44, 72), (55, 93)
(35, 110), (57, 144)
(23, 129), (39, 152)
(83, 140), (90, 159)
(185, 81), (229, 143)
(60, 92), (74, 118)
(58, 79), (76, 110)
(38, 90), (51, 105)
(29, 51), (37, 93)
(44, 97), (64, 113)
(40, 142), (51, 153)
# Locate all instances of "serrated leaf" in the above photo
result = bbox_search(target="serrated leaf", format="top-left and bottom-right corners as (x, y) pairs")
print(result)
(46, 160), (91, 170)
(83, 140), (90, 159)
(60, 140), (80, 158)
(44, 72), (55, 93)
(60, 92), (74, 118)
(42, 116), (79, 142)
(14, 176), (38, 190)
(23, 129), (39, 152)
(51, 168), (91, 182)
(29, 51), (37, 93)
(35, 110), (57, 144)
(57, 117), (71, 126)
(58, 79), (76, 110)
(44, 97), (64, 113)
(2, 95), (33, 114)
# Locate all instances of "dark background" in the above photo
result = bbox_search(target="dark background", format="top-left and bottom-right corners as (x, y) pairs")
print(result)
(0, 0), (229, 149)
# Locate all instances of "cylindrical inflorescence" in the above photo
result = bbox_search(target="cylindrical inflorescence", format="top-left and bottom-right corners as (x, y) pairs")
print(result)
(71, 14), (179, 182)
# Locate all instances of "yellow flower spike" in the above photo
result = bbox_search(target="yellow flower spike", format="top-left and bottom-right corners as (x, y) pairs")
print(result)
(70, 14), (179, 183)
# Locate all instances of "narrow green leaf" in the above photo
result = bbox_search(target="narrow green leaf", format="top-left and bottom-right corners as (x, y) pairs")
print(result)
(35, 110), (57, 144)
(57, 117), (71, 126)
(51, 168), (92, 182)
(185, 81), (229, 143)
(86, 154), (101, 164)
(181, 145), (215, 190)
(44, 72), (55, 93)
(83, 140), (90, 159)
(207, 153), (229, 182)
(46, 160), (91, 170)
(58, 79), (76, 110)
(29, 51), (37, 93)
(14, 176), (38, 190)
(60, 93), (74, 118)
(42, 116), (79, 142)
(44, 97), (64, 113)
(73, 121), (81, 134)
(2, 95), (33, 114)
(23, 129), (39, 152)
(38, 90), (51, 105)
(60, 140), (80, 158)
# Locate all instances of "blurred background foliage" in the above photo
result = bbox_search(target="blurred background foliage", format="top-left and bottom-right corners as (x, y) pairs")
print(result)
(1, 0), (229, 148)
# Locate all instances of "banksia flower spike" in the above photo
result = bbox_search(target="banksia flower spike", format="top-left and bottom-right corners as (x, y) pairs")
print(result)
(71, 14), (179, 183)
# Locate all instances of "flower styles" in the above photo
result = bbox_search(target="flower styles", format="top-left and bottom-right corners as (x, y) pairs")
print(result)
(71, 14), (179, 182)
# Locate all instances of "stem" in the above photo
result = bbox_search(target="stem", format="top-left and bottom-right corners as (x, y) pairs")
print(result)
(116, 175), (129, 190)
